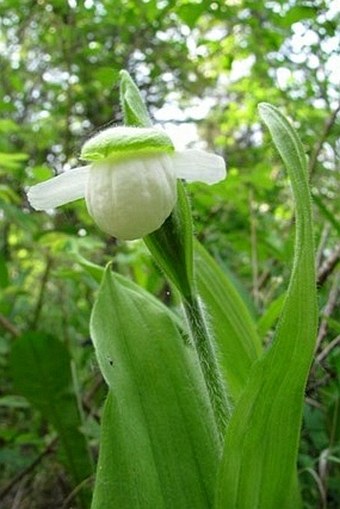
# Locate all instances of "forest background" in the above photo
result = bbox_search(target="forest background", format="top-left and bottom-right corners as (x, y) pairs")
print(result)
(0, 1), (339, 508)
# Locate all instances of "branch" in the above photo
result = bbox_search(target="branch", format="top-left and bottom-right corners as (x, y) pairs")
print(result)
(317, 335), (340, 364)
(0, 437), (58, 500)
(317, 245), (340, 288)
(316, 273), (340, 351)
(309, 103), (340, 177)
(30, 256), (52, 328)
(0, 314), (20, 337)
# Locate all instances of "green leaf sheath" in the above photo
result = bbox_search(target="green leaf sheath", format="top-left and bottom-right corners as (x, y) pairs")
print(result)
(90, 268), (220, 509)
(10, 333), (93, 508)
(215, 104), (318, 509)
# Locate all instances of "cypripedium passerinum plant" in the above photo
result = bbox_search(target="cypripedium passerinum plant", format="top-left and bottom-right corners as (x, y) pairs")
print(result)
(27, 125), (225, 240)
(26, 71), (317, 509)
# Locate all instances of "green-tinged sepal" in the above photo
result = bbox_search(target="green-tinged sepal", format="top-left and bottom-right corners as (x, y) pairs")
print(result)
(81, 126), (174, 162)
(119, 69), (153, 127)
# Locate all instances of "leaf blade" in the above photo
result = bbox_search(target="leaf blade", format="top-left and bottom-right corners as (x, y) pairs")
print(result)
(215, 104), (318, 508)
(91, 268), (221, 509)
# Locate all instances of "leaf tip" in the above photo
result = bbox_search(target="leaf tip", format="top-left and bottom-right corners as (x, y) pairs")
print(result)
(119, 69), (129, 81)
(257, 102), (275, 120)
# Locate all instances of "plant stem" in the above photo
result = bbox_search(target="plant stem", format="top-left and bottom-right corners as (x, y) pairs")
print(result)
(184, 294), (231, 440)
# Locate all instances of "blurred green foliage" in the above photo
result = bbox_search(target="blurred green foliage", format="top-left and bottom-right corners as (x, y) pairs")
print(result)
(0, 0), (339, 507)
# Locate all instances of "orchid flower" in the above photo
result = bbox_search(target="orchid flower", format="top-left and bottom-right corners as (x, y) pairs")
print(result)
(27, 126), (226, 240)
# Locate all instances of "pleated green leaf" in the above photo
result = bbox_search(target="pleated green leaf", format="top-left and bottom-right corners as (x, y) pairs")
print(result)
(195, 241), (262, 401)
(216, 104), (318, 508)
(10, 332), (93, 508)
(90, 267), (221, 509)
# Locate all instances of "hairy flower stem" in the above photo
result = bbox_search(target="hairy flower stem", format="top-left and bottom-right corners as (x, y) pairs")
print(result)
(184, 294), (231, 441)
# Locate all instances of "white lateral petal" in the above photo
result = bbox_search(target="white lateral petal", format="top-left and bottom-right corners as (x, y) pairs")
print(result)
(172, 149), (226, 185)
(27, 166), (91, 211)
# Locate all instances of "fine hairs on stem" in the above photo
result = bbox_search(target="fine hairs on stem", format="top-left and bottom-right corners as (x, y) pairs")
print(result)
(183, 293), (231, 441)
